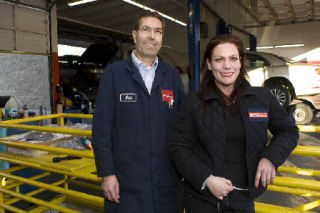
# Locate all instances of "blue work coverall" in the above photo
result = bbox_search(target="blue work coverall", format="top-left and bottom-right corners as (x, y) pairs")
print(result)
(92, 56), (185, 213)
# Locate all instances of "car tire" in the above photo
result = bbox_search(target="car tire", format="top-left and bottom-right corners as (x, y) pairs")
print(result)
(288, 103), (313, 125)
(266, 84), (291, 107)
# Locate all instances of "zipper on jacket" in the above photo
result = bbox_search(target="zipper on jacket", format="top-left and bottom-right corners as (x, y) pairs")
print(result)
(217, 201), (221, 212)
(240, 101), (252, 196)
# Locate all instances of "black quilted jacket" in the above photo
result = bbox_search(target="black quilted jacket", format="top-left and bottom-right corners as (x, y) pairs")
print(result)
(169, 85), (298, 204)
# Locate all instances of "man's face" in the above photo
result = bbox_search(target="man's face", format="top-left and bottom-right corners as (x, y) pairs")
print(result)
(132, 17), (163, 60)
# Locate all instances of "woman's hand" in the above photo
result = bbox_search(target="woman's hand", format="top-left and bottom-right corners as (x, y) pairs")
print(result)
(255, 157), (276, 188)
(205, 175), (233, 200)
(102, 175), (120, 203)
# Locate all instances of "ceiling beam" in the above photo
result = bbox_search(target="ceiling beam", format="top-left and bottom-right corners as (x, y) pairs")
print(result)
(260, 0), (279, 23)
(283, 0), (296, 23)
(244, 18), (320, 28)
(57, 16), (132, 41)
(238, 0), (264, 26)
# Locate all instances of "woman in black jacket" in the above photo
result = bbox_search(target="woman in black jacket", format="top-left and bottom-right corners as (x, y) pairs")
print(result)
(169, 34), (299, 213)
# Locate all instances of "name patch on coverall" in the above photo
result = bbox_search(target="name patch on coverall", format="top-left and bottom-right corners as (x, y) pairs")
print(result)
(248, 108), (268, 122)
(120, 93), (137, 102)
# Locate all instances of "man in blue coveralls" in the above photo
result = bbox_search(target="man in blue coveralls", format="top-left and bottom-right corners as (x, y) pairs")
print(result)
(92, 11), (185, 213)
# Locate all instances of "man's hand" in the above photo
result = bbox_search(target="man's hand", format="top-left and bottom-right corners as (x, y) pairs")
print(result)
(255, 157), (276, 188)
(102, 175), (120, 203)
(205, 175), (233, 200)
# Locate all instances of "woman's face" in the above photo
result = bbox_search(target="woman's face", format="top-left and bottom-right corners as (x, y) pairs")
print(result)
(207, 43), (241, 92)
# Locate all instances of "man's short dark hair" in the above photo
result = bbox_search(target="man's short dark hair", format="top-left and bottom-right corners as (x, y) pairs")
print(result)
(133, 11), (165, 31)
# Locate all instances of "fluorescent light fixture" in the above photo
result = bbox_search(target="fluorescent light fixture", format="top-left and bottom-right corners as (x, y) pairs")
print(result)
(257, 46), (273, 49)
(275, 44), (304, 48)
(68, 0), (98, 7)
(122, 0), (187, 27)
(246, 46), (273, 50)
(246, 44), (304, 50)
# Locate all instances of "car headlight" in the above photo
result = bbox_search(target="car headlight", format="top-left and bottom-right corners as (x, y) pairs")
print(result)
(89, 69), (104, 73)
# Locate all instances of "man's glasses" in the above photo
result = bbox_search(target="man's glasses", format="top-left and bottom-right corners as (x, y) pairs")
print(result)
(139, 26), (163, 36)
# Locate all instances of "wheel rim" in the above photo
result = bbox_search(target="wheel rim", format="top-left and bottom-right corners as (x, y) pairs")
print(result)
(293, 108), (308, 122)
(270, 88), (286, 105)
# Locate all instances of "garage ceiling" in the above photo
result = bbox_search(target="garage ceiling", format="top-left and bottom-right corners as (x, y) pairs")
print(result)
(56, 0), (320, 42)
(56, 0), (187, 45)
(2, 0), (320, 36)
(240, 0), (320, 27)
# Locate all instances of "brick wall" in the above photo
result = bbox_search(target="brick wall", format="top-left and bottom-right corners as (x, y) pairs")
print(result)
(0, 53), (51, 112)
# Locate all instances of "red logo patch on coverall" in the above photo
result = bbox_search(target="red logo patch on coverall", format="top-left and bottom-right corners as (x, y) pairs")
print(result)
(161, 90), (174, 109)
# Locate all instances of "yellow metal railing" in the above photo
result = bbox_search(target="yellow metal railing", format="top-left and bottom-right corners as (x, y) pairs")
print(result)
(0, 113), (92, 137)
(0, 114), (319, 212)
(254, 124), (320, 213)
(0, 140), (94, 158)
(0, 113), (101, 212)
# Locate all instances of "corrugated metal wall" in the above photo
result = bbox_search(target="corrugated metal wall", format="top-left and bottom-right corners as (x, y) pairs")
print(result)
(0, 1), (49, 54)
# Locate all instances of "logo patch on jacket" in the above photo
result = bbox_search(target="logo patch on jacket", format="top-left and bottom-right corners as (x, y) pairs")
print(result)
(120, 93), (137, 102)
(161, 90), (174, 108)
(248, 108), (268, 122)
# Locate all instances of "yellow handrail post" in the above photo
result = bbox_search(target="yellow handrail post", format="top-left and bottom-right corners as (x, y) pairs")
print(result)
(0, 177), (4, 213)
(59, 114), (65, 127)
(64, 175), (68, 190)
(16, 184), (20, 193)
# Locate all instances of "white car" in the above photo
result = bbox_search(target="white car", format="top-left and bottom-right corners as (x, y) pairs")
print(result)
(246, 51), (320, 124)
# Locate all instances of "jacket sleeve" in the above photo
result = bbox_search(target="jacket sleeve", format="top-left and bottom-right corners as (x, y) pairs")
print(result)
(92, 67), (115, 177)
(260, 89), (299, 168)
(169, 94), (213, 192)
